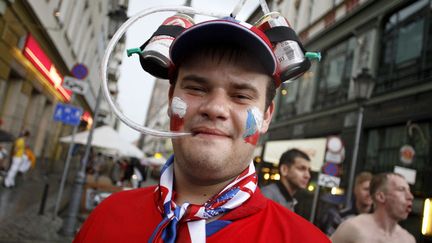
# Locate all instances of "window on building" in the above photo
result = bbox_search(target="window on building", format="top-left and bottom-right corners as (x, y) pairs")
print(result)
(315, 37), (355, 109)
(377, 0), (431, 93)
(275, 81), (298, 121)
(364, 122), (432, 196)
(396, 20), (424, 64)
(307, 0), (314, 25)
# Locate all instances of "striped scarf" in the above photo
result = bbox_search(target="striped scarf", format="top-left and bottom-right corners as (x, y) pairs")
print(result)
(150, 155), (257, 243)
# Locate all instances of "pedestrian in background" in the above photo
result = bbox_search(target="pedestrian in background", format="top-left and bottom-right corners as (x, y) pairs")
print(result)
(92, 152), (105, 183)
(4, 130), (30, 188)
(341, 171), (373, 216)
(109, 158), (125, 186)
(261, 148), (312, 211)
(17, 145), (35, 174)
(331, 172), (415, 243)
(0, 145), (8, 171)
(319, 171), (373, 235)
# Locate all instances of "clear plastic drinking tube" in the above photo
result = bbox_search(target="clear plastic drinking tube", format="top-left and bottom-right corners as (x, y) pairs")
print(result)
(101, 6), (226, 138)
(102, 2), (274, 138)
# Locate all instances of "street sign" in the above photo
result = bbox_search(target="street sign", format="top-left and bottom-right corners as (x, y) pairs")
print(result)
(63, 76), (88, 94)
(327, 136), (343, 153)
(394, 166), (417, 185)
(325, 136), (345, 164)
(322, 162), (340, 176)
(71, 63), (88, 80)
(318, 173), (341, 188)
(400, 145), (415, 165)
(53, 103), (83, 126)
(325, 151), (344, 164)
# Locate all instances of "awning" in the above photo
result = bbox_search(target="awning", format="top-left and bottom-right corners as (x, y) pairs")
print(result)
(60, 125), (143, 158)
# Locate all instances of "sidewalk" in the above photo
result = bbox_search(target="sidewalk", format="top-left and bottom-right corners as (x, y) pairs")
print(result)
(0, 164), (75, 243)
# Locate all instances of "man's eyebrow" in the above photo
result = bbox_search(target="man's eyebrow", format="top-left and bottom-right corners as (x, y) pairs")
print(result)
(180, 74), (260, 96)
(181, 74), (208, 84)
(231, 82), (259, 96)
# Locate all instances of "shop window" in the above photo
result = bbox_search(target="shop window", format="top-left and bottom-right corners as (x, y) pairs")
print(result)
(364, 122), (432, 196)
(377, 0), (431, 93)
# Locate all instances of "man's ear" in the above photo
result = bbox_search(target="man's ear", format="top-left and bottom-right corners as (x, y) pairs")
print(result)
(279, 164), (289, 177)
(260, 101), (274, 133)
(375, 191), (386, 203)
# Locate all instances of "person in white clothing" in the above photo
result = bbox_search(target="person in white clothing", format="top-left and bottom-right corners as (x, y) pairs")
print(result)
(4, 130), (30, 188)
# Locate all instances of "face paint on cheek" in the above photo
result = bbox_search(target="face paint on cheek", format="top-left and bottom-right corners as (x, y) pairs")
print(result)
(243, 106), (263, 145)
(170, 97), (187, 131)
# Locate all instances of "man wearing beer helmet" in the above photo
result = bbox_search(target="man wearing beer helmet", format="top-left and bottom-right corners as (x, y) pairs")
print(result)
(75, 14), (328, 243)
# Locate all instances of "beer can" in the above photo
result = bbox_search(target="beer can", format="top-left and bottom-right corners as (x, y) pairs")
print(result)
(141, 14), (194, 78)
(255, 12), (309, 81)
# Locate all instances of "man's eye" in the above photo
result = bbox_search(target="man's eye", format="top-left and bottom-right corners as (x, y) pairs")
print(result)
(233, 94), (251, 100)
(186, 86), (205, 92)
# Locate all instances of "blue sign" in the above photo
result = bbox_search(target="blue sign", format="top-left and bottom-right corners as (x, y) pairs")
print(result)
(53, 103), (83, 126)
(71, 63), (88, 80)
(323, 162), (339, 176)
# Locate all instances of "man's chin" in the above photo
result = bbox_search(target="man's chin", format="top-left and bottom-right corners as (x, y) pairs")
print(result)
(298, 183), (309, 190)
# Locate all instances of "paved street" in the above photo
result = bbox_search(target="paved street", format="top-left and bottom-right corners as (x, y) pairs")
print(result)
(0, 158), (160, 243)
(0, 161), (76, 243)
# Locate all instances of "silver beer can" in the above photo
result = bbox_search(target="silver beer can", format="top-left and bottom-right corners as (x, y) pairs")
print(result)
(255, 12), (307, 81)
(141, 14), (194, 78)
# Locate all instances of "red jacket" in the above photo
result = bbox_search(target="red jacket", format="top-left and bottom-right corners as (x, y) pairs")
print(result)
(74, 186), (330, 243)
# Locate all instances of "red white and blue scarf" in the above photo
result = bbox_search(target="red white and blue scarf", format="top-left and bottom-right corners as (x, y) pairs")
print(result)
(150, 155), (257, 243)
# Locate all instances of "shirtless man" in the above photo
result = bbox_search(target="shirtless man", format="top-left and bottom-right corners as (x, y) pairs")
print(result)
(331, 172), (415, 243)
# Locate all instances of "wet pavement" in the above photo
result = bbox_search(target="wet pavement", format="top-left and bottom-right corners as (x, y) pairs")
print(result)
(0, 161), (159, 243)
(0, 164), (75, 243)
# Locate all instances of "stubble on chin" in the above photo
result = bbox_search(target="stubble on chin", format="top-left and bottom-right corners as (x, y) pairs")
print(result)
(174, 145), (239, 185)
(180, 150), (227, 178)
(172, 130), (256, 181)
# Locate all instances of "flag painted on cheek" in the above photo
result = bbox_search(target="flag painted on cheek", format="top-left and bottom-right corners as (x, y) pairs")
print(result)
(170, 97), (187, 131)
(243, 107), (263, 145)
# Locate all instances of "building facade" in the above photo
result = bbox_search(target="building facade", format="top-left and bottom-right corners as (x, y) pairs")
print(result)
(138, 78), (171, 158)
(250, 0), (431, 240)
(0, 0), (127, 164)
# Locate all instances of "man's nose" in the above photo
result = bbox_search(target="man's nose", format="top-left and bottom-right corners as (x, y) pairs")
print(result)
(305, 171), (311, 180)
(407, 191), (414, 201)
(198, 90), (230, 120)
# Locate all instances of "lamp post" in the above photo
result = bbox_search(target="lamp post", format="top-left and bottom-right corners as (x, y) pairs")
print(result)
(59, 6), (128, 236)
(345, 68), (375, 208)
(59, 87), (103, 236)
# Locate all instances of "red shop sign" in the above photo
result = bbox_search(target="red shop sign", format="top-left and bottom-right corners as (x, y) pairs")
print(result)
(23, 34), (72, 101)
